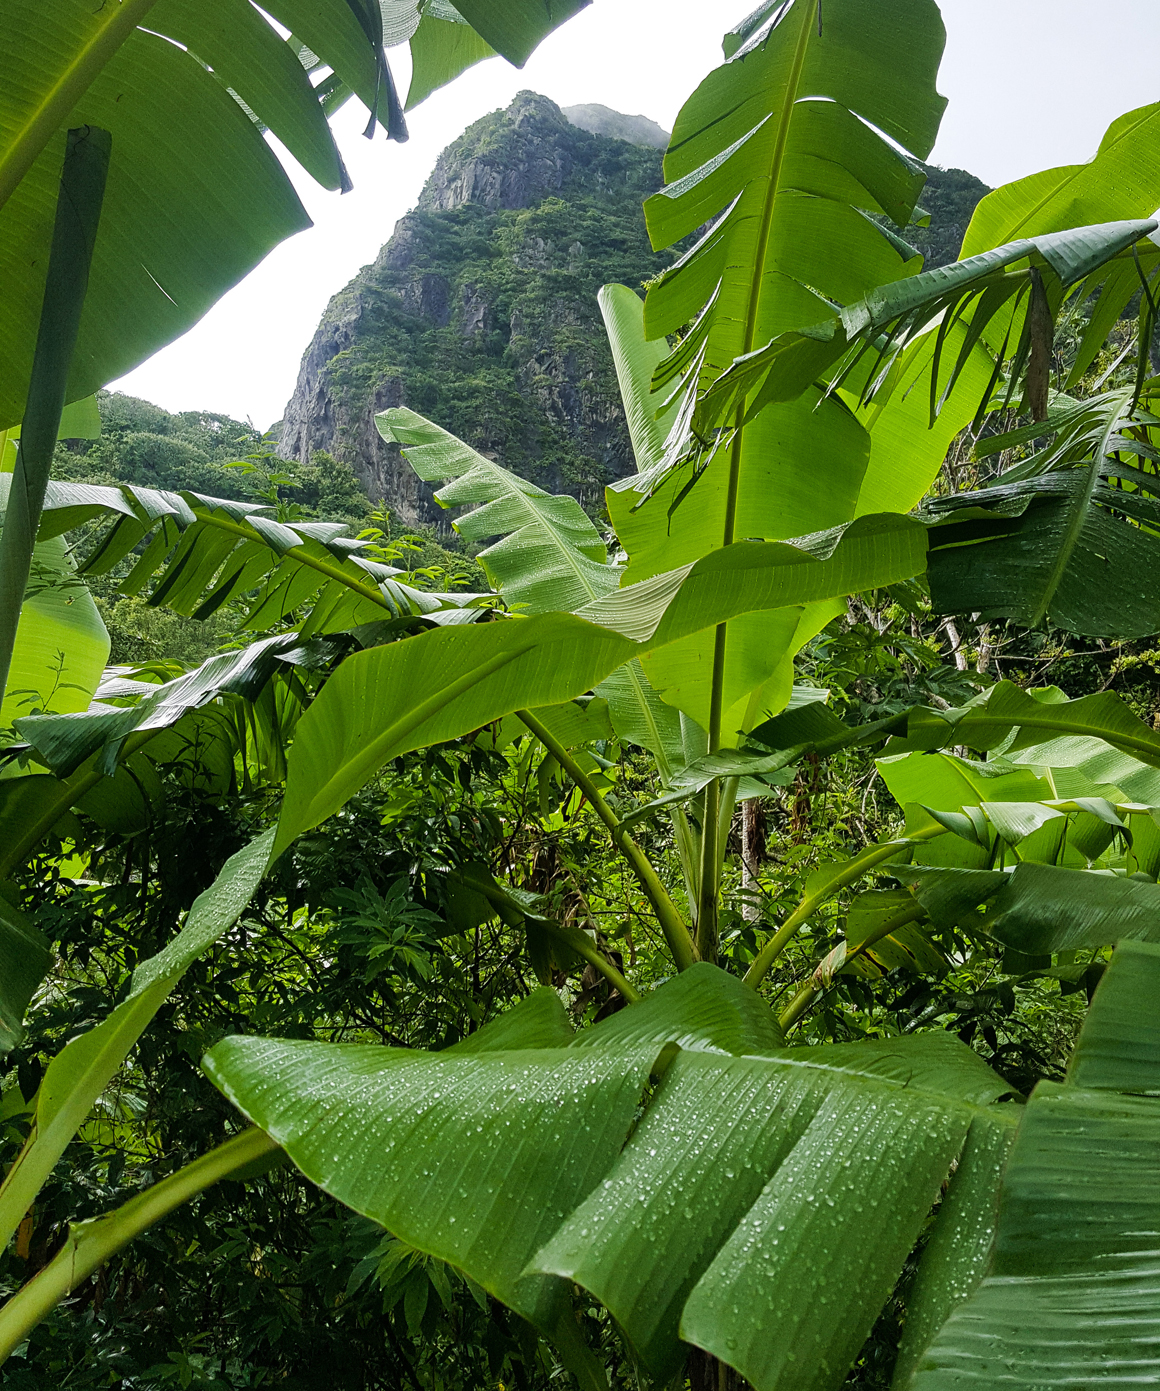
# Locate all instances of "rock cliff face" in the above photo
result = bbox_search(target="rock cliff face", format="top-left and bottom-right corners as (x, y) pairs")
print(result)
(278, 91), (990, 526)
(278, 92), (668, 524)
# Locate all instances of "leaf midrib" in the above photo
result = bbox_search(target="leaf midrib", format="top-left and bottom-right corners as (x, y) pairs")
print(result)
(0, 0), (161, 213)
(473, 455), (613, 606)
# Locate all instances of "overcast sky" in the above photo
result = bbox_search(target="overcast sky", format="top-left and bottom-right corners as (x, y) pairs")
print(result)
(113, 0), (1160, 430)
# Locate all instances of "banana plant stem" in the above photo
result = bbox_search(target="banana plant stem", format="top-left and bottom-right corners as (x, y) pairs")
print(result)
(696, 778), (721, 962)
(516, 709), (696, 973)
(778, 901), (928, 1032)
(441, 867), (641, 1003)
(537, 922), (642, 1003)
(743, 825), (943, 990)
(0, 127), (110, 704)
(0, 1128), (277, 1363)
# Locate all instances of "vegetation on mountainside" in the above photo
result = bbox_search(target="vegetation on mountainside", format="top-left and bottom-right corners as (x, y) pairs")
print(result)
(4, 2), (1160, 1390)
(278, 95), (990, 518)
(55, 393), (478, 667)
(280, 96), (669, 508)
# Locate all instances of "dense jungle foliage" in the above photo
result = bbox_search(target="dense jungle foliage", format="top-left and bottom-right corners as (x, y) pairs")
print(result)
(4, 2), (1160, 1391)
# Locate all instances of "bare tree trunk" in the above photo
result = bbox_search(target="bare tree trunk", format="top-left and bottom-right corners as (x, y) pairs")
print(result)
(740, 799), (765, 924)
(943, 616), (969, 672)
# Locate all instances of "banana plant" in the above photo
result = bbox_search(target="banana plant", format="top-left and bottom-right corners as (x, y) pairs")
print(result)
(10, 5), (1160, 1378)
(609, 0), (946, 950)
(201, 965), (1016, 1391)
(189, 930), (1160, 1390)
(924, 382), (1160, 637)
(740, 678), (1160, 1024)
(848, 98), (1160, 519)
(902, 937), (1160, 1390)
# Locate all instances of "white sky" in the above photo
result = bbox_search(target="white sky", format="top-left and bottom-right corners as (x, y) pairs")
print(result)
(113, 0), (1160, 430)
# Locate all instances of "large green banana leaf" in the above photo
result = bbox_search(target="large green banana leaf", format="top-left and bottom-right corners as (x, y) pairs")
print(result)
(855, 101), (1160, 516)
(449, 0), (588, 67)
(0, 0), (359, 423)
(601, 0), (943, 740)
(31, 477), (484, 636)
(379, 405), (696, 799)
(718, 681), (1160, 971)
(597, 284), (679, 476)
(902, 859), (1160, 957)
(271, 511), (930, 859)
(873, 680), (1160, 873)
(894, 680), (1160, 774)
(694, 221), (1156, 438)
(902, 938), (1160, 1389)
(0, 635), (313, 876)
(1, 467), (109, 726)
(704, 678), (1160, 830)
(378, 407), (618, 613)
(962, 102), (1160, 262)
(406, 9), (496, 112)
(404, 0), (591, 111)
(640, 0), (941, 403)
(0, 537), (109, 727)
(204, 963), (1011, 1391)
(0, 897), (50, 1057)
(599, 285), (848, 738)
(14, 634), (305, 780)
(923, 384), (1160, 637)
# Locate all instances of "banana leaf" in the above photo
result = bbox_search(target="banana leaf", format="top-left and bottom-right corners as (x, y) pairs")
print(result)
(903, 939), (1160, 1388)
(204, 964), (1010, 1391)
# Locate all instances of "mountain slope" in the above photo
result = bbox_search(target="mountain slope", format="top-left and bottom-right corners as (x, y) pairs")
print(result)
(277, 92), (668, 524)
(277, 92), (990, 525)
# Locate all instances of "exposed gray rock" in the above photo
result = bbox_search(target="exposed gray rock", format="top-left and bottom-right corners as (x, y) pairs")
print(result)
(278, 90), (989, 527)
(278, 92), (667, 525)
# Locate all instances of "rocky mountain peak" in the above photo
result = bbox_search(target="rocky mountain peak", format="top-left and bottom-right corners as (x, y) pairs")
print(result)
(275, 92), (989, 529)
(419, 92), (581, 214)
(276, 93), (668, 524)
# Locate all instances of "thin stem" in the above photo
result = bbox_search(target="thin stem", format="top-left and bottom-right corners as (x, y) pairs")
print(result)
(778, 901), (927, 1032)
(516, 709), (696, 973)
(0, 126), (111, 702)
(696, 779), (721, 962)
(0, 1128), (277, 1363)
(743, 826), (943, 990)
(697, 625), (731, 957)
